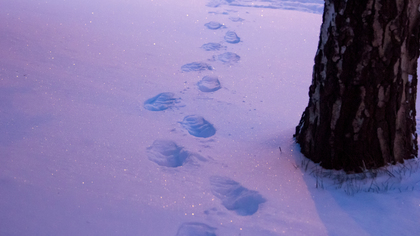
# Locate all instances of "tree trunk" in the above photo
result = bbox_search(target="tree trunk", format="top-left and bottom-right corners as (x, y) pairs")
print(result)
(295, 0), (420, 172)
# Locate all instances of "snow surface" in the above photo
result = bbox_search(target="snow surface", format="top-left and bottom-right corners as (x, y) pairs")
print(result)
(1, 0), (420, 235)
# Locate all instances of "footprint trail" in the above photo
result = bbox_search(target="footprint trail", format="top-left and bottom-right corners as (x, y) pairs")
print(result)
(209, 176), (266, 216)
(176, 222), (217, 236)
(181, 62), (214, 72)
(180, 115), (216, 138)
(144, 92), (181, 111)
(147, 140), (189, 167)
(224, 31), (241, 44)
(197, 76), (222, 92)
(204, 21), (226, 30)
(217, 52), (240, 64)
(201, 43), (225, 51)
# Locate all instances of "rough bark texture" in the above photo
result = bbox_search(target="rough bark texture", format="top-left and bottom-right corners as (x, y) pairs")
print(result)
(295, 0), (420, 172)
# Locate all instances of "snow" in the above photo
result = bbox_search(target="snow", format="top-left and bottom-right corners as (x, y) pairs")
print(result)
(1, 0), (419, 235)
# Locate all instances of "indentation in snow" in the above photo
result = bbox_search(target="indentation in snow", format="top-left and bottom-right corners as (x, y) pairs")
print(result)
(224, 31), (240, 44)
(209, 176), (266, 216)
(147, 140), (189, 167)
(204, 21), (226, 30)
(207, 0), (324, 14)
(229, 17), (244, 22)
(176, 222), (217, 236)
(201, 43), (225, 51)
(180, 115), (216, 138)
(217, 52), (240, 64)
(181, 62), (213, 72)
(144, 92), (180, 111)
(197, 76), (221, 92)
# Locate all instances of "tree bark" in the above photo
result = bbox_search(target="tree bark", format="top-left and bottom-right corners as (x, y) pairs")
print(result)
(295, 0), (420, 172)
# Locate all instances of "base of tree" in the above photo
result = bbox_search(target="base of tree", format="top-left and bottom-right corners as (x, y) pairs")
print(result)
(293, 150), (420, 195)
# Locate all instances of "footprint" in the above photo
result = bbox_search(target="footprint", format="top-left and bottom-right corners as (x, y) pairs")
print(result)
(203, 207), (218, 215)
(209, 176), (266, 216)
(176, 222), (217, 236)
(208, 11), (229, 15)
(207, 0), (235, 8)
(224, 31), (240, 44)
(208, 0), (323, 14)
(217, 52), (240, 64)
(181, 62), (213, 72)
(229, 17), (244, 22)
(180, 115), (216, 138)
(146, 140), (189, 167)
(201, 43), (225, 51)
(144, 92), (180, 111)
(197, 76), (221, 92)
(204, 21), (226, 30)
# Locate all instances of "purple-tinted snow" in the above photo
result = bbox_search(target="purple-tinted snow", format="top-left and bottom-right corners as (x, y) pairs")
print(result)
(1, 1), (419, 236)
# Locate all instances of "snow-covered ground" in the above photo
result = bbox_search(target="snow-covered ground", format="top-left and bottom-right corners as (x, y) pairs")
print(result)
(1, 0), (419, 235)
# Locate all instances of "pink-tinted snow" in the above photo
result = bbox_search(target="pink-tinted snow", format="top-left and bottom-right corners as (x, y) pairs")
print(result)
(1, 0), (419, 236)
